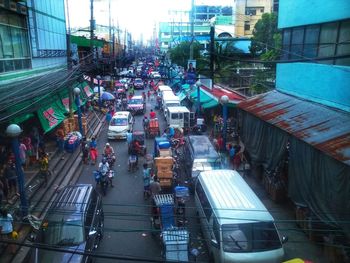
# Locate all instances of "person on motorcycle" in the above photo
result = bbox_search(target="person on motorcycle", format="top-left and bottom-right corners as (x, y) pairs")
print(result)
(98, 158), (114, 187)
(143, 116), (150, 132)
(128, 145), (138, 171)
(149, 109), (156, 119)
(103, 142), (116, 166)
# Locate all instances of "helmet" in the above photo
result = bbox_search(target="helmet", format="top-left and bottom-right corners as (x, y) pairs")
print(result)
(106, 142), (110, 147)
(102, 158), (107, 164)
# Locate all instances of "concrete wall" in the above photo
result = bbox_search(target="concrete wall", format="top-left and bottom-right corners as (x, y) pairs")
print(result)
(276, 63), (350, 112)
(279, 0), (350, 28)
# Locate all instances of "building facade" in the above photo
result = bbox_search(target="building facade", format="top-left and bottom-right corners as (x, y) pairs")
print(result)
(233, 0), (273, 37)
(237, 1), (350, 260)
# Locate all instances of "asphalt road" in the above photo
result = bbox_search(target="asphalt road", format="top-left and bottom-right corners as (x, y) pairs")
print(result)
(77, 88), (209, 263)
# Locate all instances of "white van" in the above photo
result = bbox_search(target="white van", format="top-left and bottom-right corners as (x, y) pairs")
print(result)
(166, 106), (191, 130)
(195, 170), (286, 263)
(162, 93), (181, 117)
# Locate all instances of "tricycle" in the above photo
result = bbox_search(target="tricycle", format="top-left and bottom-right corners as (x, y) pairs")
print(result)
(146, 118), (160, 138)
(128, 130), (146, 156)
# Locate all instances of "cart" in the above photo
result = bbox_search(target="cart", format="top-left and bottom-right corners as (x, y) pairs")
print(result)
(151, 194), (175, 234)
(128, 130), (146, 156)
(161, 228), (190, 262)
(146, 118), (160, 138)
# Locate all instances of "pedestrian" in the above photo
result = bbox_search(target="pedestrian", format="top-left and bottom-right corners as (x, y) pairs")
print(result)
(89, 137), (98, 165)
(3, 160), (17, 198)
(233, 145), (242, 170)
(0, 171), (9, 204)
(150, 176), (161, 197)
(0, 208), (16, 254)
(105, 110), (112, 127)
(228, 144), (235, 168)
(55, 127), (65, 159)
(147, 90), (151, 101)
(22, 136), (34, 167)
(81, 137), (89, 164)
(39, 152), (49, 186)
(143, 163), (151, 200)
(19, 140), (27, 168)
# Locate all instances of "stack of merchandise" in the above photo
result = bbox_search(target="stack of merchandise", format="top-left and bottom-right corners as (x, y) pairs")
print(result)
(154, 156), (174, 187)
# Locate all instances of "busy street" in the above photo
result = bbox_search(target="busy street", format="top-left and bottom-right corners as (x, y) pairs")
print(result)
(1, 1), (349, 263)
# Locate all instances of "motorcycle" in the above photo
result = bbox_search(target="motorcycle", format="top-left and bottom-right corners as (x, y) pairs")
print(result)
(93, 169), (115, 196)
(103, 153), (116, 168)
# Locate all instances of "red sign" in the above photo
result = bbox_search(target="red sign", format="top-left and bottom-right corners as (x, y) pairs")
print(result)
(84, 85), (92, 97)
(43, 108), (58, 127)
(62, 98), (70, 112)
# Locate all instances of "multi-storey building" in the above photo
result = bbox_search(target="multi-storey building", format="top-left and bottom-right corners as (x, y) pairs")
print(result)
(233, 0), (273, 37)
(237, 1), (350, 261)
(0, 0), (93, 133)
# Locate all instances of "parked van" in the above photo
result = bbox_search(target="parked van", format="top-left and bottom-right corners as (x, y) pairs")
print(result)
(166, 106), (193, 131)
(183, 135), (221, 186)
(30, 184), (104, 263)
(162, 93), (181, 117)
(195, 170), (286, 263)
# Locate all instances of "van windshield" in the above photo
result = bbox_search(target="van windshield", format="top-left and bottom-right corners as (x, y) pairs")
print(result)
(41, 219), (84, 246)
(222, 222), (281, 253)
(110, 118), (127, 126)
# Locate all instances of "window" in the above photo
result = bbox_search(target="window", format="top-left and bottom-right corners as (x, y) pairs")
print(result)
(195, 182), (212, 221)
(244, 22), (250, 31)
(0, 10), (31, 73)
(290, 27), (304, 59)
(222, 222), (281, 253)
(319, 22), (337, 59)
(303, 25), (320, 58)
(245, 8), (256, 16)
(336, 20), (350, 65)
(281, 19), (350, 65)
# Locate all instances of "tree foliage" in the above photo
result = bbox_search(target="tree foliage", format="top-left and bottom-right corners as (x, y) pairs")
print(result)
(168, 42), (202, 68)
(250, 13), (281, 65)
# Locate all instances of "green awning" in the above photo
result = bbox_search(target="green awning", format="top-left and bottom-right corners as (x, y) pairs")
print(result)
(202, 100), (219, 109)
(37, 99), (67, 133)
(70, 35), (105, 48)
(11, 113), (35, 124)
(189, 89), (212, 104)
(81, 82), (93, 98)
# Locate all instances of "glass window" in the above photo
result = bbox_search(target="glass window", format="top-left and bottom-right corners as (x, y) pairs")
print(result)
(292, 28), (304, 44)
(222, 222), (281, 253)
(195, 182), (212, 221)
(305, 25), (320, 44)
(41, 219), (85, 246)
(282, 29), (291, 45)
(0, 25), (13, 58)
(336, 20), (350, 63)
(110, 118), (128, 126)
(318, 22), (337, 59)
(171, 113), (179, 119)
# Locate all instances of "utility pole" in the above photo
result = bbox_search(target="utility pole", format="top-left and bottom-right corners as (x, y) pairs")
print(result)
(90, 0), (95, 60)
(65, 0), (73, 117)
(210, 22), (215, 82)
(189, 0), (194, 60)
(109, 0), (112, 72)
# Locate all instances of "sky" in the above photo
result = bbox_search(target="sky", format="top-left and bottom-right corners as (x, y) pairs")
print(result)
(67, 0), (233, 41)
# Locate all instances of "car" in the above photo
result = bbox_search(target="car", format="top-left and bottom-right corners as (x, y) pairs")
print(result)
(133, 78), (144, 89)
(30, 184), (104, 263)
(127, 95), (146, 115)
(107, 111), (133, 140)
(150, 71), (161, 79)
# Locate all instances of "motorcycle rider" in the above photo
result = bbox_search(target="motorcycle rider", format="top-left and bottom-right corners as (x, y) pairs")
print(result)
(98, 157), (114, 187)
(103, 142), (116, 166)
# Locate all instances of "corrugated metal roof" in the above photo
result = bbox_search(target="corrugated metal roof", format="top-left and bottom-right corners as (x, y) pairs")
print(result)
(238, 91), (350, 165)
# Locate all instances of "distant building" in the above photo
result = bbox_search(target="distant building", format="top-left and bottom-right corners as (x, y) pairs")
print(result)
(233, 0), (274, 37)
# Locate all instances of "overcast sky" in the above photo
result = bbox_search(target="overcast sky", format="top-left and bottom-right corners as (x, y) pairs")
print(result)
(67, 0), (233, 41)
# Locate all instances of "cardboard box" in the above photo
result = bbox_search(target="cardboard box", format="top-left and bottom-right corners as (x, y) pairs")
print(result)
(154, 157), (174, 165)
(157, 171), (173, 179)
(159, 178), (172, 187)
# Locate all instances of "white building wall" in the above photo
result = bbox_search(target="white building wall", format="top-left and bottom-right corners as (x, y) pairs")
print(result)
(27, 0), (67, 70)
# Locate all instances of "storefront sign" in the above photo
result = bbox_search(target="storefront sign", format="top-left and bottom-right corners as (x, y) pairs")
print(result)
(84, 85), (93, 97)
(43, 107), (58, 127)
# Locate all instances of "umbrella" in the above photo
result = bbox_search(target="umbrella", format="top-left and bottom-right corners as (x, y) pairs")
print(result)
(94, 86), (105, 93)
(101, 91), (115, 100)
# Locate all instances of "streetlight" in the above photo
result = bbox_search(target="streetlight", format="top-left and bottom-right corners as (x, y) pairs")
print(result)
(195, 80), (202, 117)
(74, 87), (84, 136)
(220, 95), (229, 152)
(96, 75), (102, 110)
(6, 124), (28, 218)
